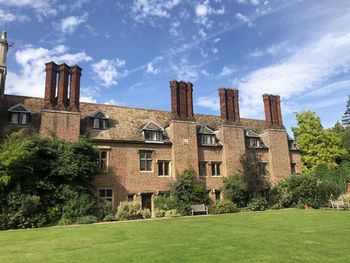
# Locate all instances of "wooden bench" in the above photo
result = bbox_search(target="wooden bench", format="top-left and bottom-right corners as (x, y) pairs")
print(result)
(191, 204), (208, 215)
(330, 200), (350, 211)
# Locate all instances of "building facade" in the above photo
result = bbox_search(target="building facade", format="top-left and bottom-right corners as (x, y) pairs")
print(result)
(0, 32), (301, 212)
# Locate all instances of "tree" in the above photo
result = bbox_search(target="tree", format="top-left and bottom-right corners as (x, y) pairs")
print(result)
(0, 131), (99, 229)
(171, 168), (207, 206)
(239, 151), (270, 198)
(292, 111), (346, 173)
(342, 95), (350, 127)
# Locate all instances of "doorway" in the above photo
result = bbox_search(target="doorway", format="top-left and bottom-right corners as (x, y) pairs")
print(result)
(141, 193), (152, 210)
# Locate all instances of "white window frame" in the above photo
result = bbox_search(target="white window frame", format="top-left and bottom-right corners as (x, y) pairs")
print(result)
(211, 162), (221, 177)
(140, 150), (153, 172)
(96, 147), (110, 173)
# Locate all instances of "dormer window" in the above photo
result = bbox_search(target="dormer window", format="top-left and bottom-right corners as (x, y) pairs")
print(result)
(8, 104), (30, 125)
(245, 129), (267, 149)
(140, 121), (164, 142)
(197, 126), (218, 146)
(199, 134), (216, 145)
(144, 130), (163, 141)
(91, 110), (108, 130)
(249, 138), (260, 148)
(287, 135), (299, 150)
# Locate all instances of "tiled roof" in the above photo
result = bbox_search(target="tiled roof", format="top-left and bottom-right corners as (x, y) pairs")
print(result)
(1, 95), (268, 142)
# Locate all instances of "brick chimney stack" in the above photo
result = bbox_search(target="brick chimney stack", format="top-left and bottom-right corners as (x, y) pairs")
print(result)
(57, 64), (70, 109)
(170, 80), (194, 120)
(69, 65), (82, 111)
(0, 31), (9, 99)
(44, 62), (58, 108)
(263, 94), (283, 129)
(218, 88), (240, 124)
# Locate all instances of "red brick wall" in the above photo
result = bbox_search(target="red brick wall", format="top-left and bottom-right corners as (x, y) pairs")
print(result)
(40, 109), (81, 142)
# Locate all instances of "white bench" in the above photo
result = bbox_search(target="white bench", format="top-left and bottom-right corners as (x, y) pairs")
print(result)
(330, 200), (350, 211)
(191, 204), (208, 215)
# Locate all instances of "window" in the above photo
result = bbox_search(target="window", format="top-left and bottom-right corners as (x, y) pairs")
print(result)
(211, 162), (221, 176)
(8, 103), (30, 125)
(158, 161), (170, 176)
(288, 141), (298, 150)
(140, 151), (152, 171)
(291, 163), (296, 174)
(199, 161), (207, 177)
(93, 118), (108, 130)
(98, 188), (113, 204)
(144, 130), (163, 141)
(258, 162), (268, 176)
(199, 134), (216, 145)
(91, 110), (108, 130)
(10, 112), (29, 125)
(249, 138), (260, 148)
(96, 150), (108, 172)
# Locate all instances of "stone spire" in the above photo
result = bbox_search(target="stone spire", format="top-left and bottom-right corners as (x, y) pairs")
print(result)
(0, 31), (9, 98)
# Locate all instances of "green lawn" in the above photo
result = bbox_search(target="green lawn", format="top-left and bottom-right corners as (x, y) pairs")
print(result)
(1, 209), (350, 263)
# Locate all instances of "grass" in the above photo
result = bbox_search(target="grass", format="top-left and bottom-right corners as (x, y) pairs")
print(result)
(1, 209), (350, 262)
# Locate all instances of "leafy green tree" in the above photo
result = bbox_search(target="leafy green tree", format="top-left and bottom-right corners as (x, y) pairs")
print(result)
(240, 151), (271, 198)
(171, 168), (207, 208)
(0, 131), (99, 229)
(292, 111), (346, 173)
(223, 173), (249, 207)
(342, 95), (350, 127)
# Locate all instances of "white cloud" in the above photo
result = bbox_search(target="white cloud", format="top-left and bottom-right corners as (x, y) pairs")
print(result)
(0, 9), (29, 24)
(220, 66), (235, 76)
(170, 58), (199, 81)
(57, 14), (88, 35)
(131, 0), (181, 21)
(238, 32), (350, 117)
(236, 13), (254, 28)
(0, 0), (58, 19)
(6, 45), (92, 97)
(91, 58), (127, 87)
(146, 62), (160, 74)
(194, 0), (225, 30)
(196, 96), (219, 111)
(81, 96), (97, 103)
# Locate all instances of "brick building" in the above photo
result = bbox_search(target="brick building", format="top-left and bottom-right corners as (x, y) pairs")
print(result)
(0, 32), (301, 212)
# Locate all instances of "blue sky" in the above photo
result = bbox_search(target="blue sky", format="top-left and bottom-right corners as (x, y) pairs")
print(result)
(1, 0), (350, 134)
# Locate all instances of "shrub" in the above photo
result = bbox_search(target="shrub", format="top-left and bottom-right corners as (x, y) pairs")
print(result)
(338, 193), (350, 202)
(4, 192), (47, 229)
(247, 197), (268, 211)
(223, 174), (250, 207)
(267, 180), (293, 209)
(211, 200), (238, 214)
(116, 201), (141, 221)
(171, 169), (208, 205)
(164, 209), (180, 218)
(59, 186), (96, 223)
(154, 195), (177, 211)
(141, 208), (152, 219)
(74, 215), (98, 224)
(154, 209), (166, 218)
(280, 174), (341, 208)
(103, 214), (117, 222)
(97, 200), (114, 221)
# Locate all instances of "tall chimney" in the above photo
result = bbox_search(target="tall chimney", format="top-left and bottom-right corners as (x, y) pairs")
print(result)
(218, 88), (240, 123)
(0, 31), (9, 99)
(170, 80), (180, 119)
(186, 82), (194, 119)
(263, 94), (283, 129)
(170, 80), (194, 120)
(69, 65), (82, 111)
(179, 81), (188, 119)
(44, 62), (58, 108)
(57, 63), (70, 109)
